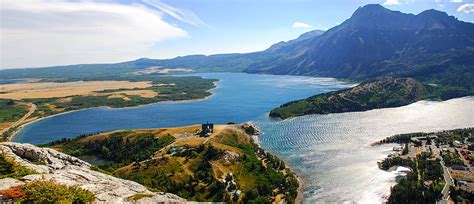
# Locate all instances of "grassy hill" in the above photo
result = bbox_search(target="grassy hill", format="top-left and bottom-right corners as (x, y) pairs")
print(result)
(43, 124), (300, 203)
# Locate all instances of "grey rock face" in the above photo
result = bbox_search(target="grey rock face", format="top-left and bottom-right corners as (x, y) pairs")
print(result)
(0, 142), (186, 203)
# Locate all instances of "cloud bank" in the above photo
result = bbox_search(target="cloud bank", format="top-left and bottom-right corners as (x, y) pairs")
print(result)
(383, 0), (401, 6)
(457, 3), (474, 13)
(0, 0), (188, 69)
(292, 22), (313, 29)
(143, 0), (208, 28)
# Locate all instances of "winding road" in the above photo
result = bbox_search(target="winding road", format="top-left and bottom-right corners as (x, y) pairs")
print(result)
(431, 143), (454, 204)
(1, 102), (36, 140)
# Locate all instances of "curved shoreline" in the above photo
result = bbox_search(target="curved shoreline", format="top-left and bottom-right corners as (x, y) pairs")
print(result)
(8, 76), (306, 202)
(273, 96), (474, 121)
(287, 162), (305, 203)
(8, 81), (220, 142)
(251, 124), (304, 203)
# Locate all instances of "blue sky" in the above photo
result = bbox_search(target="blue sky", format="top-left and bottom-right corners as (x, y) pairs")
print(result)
(1, 0), (473, 69)
(151, 0), (474, 58)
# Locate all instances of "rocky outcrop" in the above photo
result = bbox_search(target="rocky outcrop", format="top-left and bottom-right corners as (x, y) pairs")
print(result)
(0, 142), (186, 203)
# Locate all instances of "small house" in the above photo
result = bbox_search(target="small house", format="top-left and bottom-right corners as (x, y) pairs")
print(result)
(201, 122), (214, 137)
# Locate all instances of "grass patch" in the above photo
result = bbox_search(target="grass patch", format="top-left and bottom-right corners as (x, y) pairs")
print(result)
(0, 153), (37, 179)
(127, 193), (154, 201)
(0, 99), (28, 123)
(32, 161), (48, 166)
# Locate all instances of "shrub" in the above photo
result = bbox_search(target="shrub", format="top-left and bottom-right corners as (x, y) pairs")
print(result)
(0, 180), (95, 203)
(0, 185), (25, 200)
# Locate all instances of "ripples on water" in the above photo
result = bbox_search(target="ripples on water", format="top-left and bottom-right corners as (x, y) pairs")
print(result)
(256, 97), (474, 203)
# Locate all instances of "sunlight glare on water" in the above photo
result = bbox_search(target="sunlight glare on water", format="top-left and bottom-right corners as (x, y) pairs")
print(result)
(256, 97), (474, 203)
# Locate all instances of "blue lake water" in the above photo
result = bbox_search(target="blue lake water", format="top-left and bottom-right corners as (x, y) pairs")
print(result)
(0, 79), (30, 84)
(12, 73), (474, 202)
(13, 73), (352, 144)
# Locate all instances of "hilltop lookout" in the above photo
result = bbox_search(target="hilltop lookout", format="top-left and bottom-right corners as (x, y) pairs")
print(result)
(201, 122), (214, 137)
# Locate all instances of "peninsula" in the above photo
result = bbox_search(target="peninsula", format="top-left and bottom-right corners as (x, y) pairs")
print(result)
(270, 77), (467, 119)
(36, 123), (300, 203)
(0, 76), (216, 141)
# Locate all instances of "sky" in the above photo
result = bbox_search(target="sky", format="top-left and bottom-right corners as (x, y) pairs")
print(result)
(0, 0), (473, 69)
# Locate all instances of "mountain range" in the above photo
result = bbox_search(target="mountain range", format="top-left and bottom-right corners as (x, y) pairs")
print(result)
(1, 4), (473, 90)
(248, 4), (474, 78)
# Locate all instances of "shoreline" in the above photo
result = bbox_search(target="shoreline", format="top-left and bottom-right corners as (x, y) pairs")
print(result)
(250, 123), (304, 203)
(273, 95), (474, 121)
(287, 162), (305, 204)
(373, 139), (402, 202)
(8, 81), (220, 142)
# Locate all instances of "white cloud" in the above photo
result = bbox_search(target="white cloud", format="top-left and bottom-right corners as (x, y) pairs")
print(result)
(143, 0), (208, 28)
(457, 3), (474, 13)
(292, 22), (313, 29)
(383, 0), (401, 5)
(450, 0), (463, 3)
(0, 0), (189, 69)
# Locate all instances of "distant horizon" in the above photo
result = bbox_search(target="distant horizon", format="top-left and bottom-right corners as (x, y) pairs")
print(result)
(1, 0), (473, 70)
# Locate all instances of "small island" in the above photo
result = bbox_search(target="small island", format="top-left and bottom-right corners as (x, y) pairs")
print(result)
(39, 123), (300, 203)
(375, 128), (474, 203)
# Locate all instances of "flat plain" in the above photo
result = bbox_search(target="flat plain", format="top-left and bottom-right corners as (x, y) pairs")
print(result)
(0, 81), (154, 100)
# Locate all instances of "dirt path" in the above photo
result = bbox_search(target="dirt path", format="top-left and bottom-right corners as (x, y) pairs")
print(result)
(211, 161), (228, 179)
(203, 125), (226, 144)
(1, 102), (36, 140)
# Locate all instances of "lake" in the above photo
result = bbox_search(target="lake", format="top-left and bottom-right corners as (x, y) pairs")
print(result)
(0, 79), (32, 84)
(12, 73), (474, 203)
(13, 73), (352, 144)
